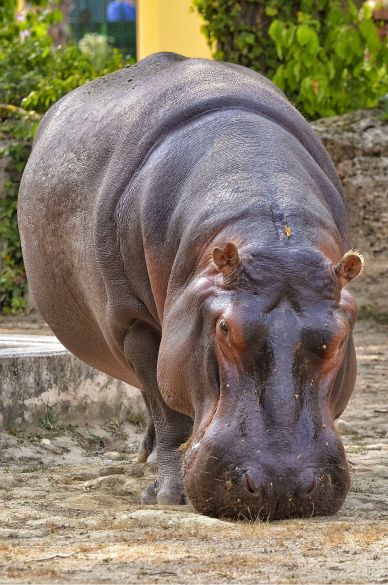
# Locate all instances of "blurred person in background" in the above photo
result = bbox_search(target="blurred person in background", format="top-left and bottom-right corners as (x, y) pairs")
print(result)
(106, 0), (136, 22)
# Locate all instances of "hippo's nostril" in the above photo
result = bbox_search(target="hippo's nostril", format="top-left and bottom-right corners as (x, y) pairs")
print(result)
(304, 478), (316, 497)
(298, 470), (317, 499)
(245, 474), (255, 493)
(245, 473), (260, 495)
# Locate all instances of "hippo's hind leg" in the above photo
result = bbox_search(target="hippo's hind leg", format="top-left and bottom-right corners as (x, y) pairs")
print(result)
(137, 391), (156, 463)
(124, 322), (193, 505)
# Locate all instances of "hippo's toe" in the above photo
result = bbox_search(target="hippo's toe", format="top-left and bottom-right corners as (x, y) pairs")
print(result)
(141, 477), (187, 506)
(141, 479), (158, 504)
(137, 420), (156, 463)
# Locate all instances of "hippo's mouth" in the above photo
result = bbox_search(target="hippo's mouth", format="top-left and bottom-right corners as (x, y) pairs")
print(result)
(184, 449), (350, 520)
(182, 405), (351, 520)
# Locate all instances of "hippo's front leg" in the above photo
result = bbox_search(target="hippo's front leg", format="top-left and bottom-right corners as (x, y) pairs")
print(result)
(124, 323), (193, 505)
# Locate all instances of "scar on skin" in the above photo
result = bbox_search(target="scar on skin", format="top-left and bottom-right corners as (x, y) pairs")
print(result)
(283, 225), (292, 238)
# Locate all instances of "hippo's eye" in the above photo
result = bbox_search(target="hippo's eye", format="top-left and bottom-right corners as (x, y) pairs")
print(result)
(219, 319), (229, 336)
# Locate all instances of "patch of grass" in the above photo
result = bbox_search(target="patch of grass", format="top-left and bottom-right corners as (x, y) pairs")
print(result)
(40, 403), (61, 431)
(20, 464), (44, 473)
(127, 411), (147, 430)
(346, 445), (368, 455)
(358, 526), (387, 546)
(26, 431), (44, 444)
(74, 431), (108, 452)
(39, 404), (77, 435)
(4, 421), (22, 436)
(324, 524), (347, 545)
(358, 304), (388, 324)
(104, 419), (128, 441)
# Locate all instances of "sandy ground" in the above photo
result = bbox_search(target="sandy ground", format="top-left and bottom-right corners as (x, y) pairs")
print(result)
(0, 320), (387, 584)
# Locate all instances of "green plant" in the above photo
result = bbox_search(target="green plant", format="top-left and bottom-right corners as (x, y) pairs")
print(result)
(0, 113), (37, 313)
(269, 2), (388, 118)
(40, 403), (61, 431)
(5, 420), (22, 436)
(193, 0), (388, 118)
(0, 0), (129, 313)
(358, 303), (388, 324)
(40, 403), (76, 433)
(78, 33), (118, 71)
(104, 418), (129, 441)
(193, 0), (297, 78)
(127, 410), (147, 430)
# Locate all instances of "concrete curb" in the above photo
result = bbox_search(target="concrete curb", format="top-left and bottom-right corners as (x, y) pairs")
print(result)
(0, 334), (145, 429)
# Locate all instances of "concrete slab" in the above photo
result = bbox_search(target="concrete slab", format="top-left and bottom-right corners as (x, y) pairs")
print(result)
(0, 334), (66, 357)
(0, 334), (145, 429)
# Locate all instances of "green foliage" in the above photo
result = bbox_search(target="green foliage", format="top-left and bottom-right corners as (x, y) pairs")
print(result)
(0, 0), (129, 313)
(0, 2), (126, 113)
(0, 134), (33, 314)
(193, 0), (298, 78)
(193, 0), (388, 118)
(269, 2), (388, 118)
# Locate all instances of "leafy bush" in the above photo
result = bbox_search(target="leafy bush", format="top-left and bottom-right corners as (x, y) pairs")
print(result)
(193, 0), (294, 78)
(193, 0), (388, 118)
(0, 0), (129, 313)
(0, 117), (36, 313)
(269, 3), (388, 118)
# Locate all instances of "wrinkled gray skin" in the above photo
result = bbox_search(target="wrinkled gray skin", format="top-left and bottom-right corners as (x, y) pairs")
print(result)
(18, 53), (362, 520)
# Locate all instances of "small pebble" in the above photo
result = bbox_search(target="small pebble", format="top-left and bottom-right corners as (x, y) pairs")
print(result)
(83, 475), (125, 490)
(113, 478), (137, 496)
(127, 463), (144, 478)
(97, 466), (126, 477)
(71, 472), (95, 481)
(40, 438), (51, 446)
(102, 451), (122, 460)
(336, 419), (357, 435)
(0, 476), (18, 490)
(121, 509), (236, 530)
(127, 442), (139, 454)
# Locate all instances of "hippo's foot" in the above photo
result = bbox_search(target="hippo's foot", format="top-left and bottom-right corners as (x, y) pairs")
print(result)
(141, 476), (187, 505)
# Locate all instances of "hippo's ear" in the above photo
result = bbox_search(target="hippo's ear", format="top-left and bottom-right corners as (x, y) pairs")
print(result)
(212, 242), (241, 278)
(334, 250), (364, 287)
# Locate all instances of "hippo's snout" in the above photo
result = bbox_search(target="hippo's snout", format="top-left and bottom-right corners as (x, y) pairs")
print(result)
(186, 462), (350, 520)
(228, 465), (348, 520)
(183, 425), (350, 520)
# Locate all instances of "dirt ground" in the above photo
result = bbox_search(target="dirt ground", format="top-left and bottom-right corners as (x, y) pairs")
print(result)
(0, 320), (386, 584)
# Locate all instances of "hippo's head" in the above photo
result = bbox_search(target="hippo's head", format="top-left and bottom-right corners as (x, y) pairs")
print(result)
(158, 242), (363, 520)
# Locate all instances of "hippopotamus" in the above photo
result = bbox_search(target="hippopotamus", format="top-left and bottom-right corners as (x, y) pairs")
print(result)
(18, 52), (363, 520)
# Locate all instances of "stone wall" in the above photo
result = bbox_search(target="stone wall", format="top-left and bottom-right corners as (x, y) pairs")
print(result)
(312, 109), (388, 317)
(0, 335), (146, 429)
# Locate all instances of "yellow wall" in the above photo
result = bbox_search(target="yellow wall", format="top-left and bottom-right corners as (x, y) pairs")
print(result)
(137, 0), (212, 60)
